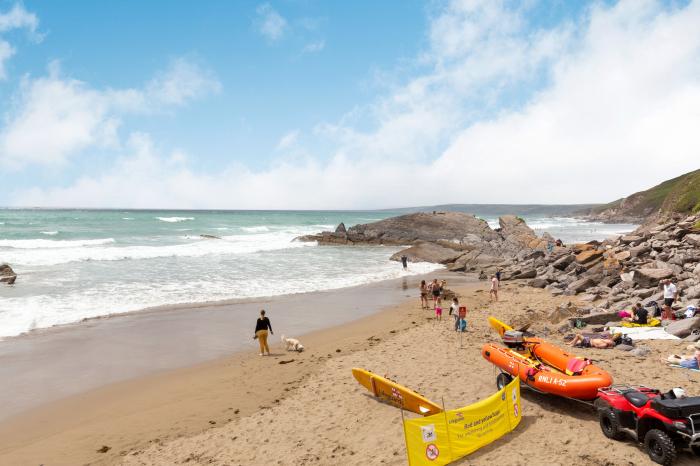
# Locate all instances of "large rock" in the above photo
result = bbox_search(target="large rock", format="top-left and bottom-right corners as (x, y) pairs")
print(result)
(299, 212), (501, 246)
(575, 249), (605, 265)
(528, 278), (548, 288)
(567, 277), (596, 294)
(390, 242), (463, 265)
(335, 222), (346, 233)
(552, 254), (575, 270)
(684, 234), (700, 247)
(0, 264), (16, 285)
(568, 310), (621, 326)
(665, 317), (700, 338)
(632, 268), (674, 287)
(498, 215), (541, 250)
(685, 285), (700, 300)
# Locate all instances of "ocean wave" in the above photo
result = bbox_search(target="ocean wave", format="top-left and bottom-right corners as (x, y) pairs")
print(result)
(41, 231), (59, 236)
(0, 238), (115, 249)
(122, 217), (134, 220)
(0, 258), (442, 338)
(2, 232), (314, 266)
(156, 216), (194, 223)
(241, 226), (270, 232)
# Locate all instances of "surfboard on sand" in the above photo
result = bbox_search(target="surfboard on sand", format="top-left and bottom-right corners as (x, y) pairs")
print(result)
(351, 368), (443, 416)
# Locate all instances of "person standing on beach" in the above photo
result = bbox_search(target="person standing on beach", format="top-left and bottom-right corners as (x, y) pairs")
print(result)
(253, 309), (273, 356)
(660, 279), (678, 319)
(490, 275), (499, 301)
(430, 279), (441, 309)
(419, 280), (429, 309)
(401, 255), (408, 270)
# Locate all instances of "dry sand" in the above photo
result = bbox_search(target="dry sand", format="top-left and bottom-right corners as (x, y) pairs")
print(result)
(2, 280), (699, 465)
(120, 282), (699, 466)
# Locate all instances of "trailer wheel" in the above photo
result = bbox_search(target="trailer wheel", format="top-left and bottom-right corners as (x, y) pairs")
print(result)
(644, 429), (676, 465)
(599, 408), (625, 440)
(496, 372), (513, 390)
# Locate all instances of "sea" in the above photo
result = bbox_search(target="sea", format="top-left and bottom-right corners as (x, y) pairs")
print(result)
(0, 209), (637, 339)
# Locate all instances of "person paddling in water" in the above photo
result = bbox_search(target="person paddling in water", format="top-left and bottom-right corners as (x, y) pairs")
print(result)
(254, 309), (273, 356)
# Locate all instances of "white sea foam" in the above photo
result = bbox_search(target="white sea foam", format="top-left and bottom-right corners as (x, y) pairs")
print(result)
(241, 226), (269, 232)
(41, 231), (59, 236)
(122, 217), (134, 220)
(0, 259), (442, 338)
(156, 216), (194, 223)
(1, 232), (313, 266)
(0, 238), (115, 249)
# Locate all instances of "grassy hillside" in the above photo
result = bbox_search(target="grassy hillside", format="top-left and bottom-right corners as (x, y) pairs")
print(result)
(587, 169), (700, 219)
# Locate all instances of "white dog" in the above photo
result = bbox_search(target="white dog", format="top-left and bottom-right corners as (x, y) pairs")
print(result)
(281, 334), (305, 352)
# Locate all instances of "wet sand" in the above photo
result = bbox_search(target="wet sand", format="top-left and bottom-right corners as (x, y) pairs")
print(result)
(2, 279), (699, 465)
(0, 270), (468, 464)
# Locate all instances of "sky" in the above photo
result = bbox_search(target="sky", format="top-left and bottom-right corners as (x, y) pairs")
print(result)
(0, 0), (698, 209)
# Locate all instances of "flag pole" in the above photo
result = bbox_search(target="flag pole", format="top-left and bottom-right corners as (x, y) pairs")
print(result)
(401, 408), (412, 466)
(442, 397), (454, 462)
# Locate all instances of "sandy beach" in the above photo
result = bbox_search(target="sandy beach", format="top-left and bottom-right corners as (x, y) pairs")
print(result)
(1, 278), (698, 465)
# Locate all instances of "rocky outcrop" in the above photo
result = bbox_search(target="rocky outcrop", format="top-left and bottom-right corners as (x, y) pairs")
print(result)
(389, 242), (463, 265)
(298, 212), (501, 246)
(297, 211), (557, 272)
(0, 264), (17, 285)
(521, 213), (700, 322)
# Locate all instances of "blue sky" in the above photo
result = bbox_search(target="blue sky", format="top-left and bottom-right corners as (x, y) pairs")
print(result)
(1, 1), (699, 209)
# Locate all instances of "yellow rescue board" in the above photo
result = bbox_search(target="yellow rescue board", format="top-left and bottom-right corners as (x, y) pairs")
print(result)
(351, 368), (443, 416)
(488, 316), (513, 337)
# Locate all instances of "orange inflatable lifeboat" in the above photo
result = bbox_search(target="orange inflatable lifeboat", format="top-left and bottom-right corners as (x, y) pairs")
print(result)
(482, 317), (613, 401)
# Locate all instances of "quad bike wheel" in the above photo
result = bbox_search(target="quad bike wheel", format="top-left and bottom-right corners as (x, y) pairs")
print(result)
(496, 372), (513, 390)
(598, 408), (625, 440)
(644, 429), (676, 465)
(691, 444), (700, 456)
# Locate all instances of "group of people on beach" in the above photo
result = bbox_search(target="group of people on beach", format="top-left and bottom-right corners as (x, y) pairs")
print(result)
(419, 278), (446, 310)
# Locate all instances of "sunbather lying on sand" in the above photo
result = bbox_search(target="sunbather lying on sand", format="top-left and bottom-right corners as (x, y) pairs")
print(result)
(666, 344), (700, 369)
(569, 333), (615, 349)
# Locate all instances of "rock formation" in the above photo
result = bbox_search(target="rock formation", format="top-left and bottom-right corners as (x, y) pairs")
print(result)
(1, 264), (17, 285)
(500, 213), (700, 328)
(297, 211), (553, 272)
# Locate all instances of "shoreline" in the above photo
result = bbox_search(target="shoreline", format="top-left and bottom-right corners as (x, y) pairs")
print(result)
(0, 268), (463, 422)
(1, 280), (697, 465)
(0, 276), (479, 465)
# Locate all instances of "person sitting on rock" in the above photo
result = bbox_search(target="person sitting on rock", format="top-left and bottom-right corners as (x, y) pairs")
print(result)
(569, 333), (615, 349)
(623, 303), (648, 325)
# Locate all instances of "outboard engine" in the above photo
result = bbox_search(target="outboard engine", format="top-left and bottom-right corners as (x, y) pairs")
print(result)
(503, 330), (524, 349)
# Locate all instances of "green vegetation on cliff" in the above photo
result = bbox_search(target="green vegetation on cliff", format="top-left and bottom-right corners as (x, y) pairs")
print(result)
(588, 168), (700, 219)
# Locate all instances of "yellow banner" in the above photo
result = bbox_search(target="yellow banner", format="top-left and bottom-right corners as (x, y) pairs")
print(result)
(403, 377), (521, 465)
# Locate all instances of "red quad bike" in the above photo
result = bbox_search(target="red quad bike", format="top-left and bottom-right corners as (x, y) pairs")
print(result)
(595, 385), (700, 465)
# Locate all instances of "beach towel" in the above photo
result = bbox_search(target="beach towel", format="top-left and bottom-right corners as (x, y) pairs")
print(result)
(668, 364), (700, 373)
(621, 318), (660, 328)
(608, 326), (680, 341)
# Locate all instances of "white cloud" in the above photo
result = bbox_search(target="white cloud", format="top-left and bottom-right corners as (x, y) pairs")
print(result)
(146, 58), (221, 106)
(255, 3), (287, 41)
(276, 130), (299, 150)
(0, 3), (38, 33)
(0, 39), (14, 79)
(0, 59), (220, 168)
(0, 3), (40, 79)
(302, 40), (325, 54)
(13, 0), (700, 208)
